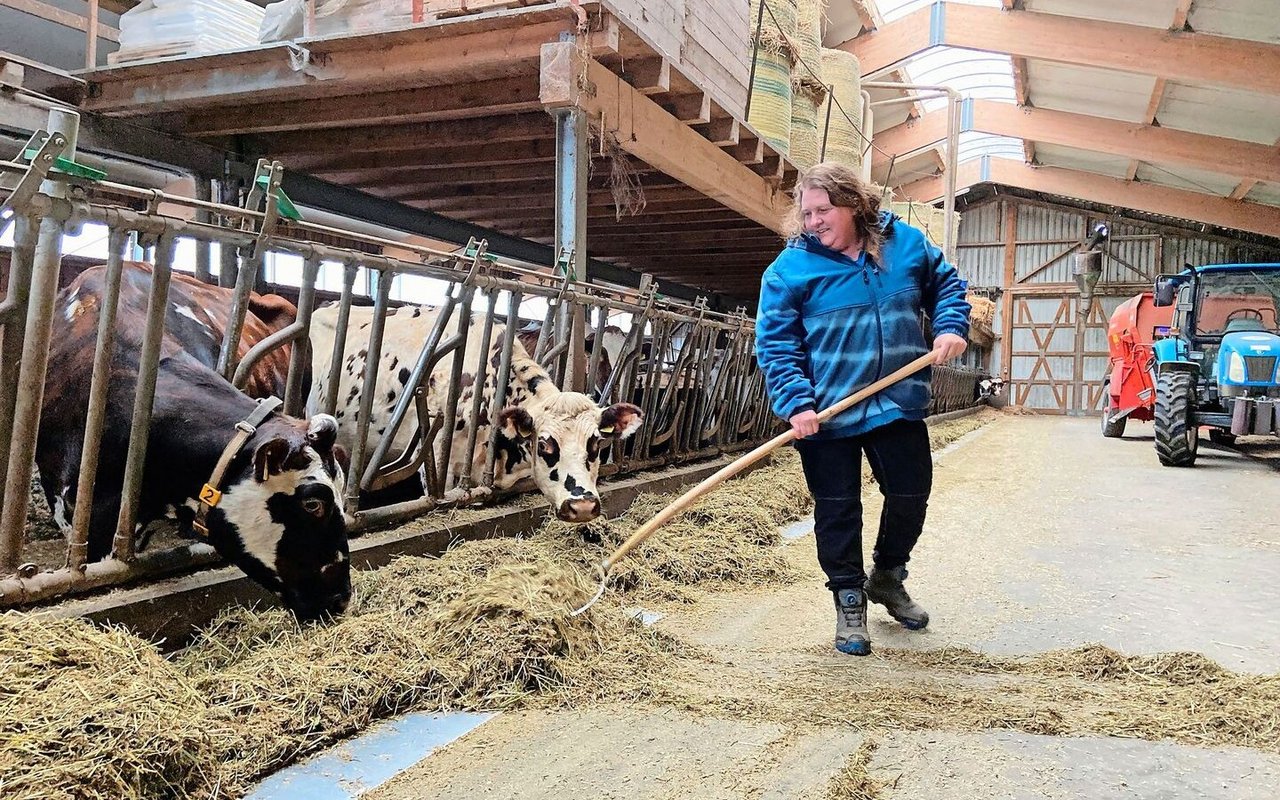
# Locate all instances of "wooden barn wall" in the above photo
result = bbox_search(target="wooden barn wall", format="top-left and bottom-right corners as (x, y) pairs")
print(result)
(955, 196), (1280, 414)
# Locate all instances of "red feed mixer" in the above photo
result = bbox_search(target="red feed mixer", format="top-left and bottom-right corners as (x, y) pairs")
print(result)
(1101, 292), (1175, 437)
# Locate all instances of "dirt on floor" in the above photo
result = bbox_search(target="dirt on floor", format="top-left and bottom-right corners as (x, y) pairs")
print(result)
(366, 414), (1280, 800)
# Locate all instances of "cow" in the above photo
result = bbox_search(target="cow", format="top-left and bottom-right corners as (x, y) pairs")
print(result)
(36, 262), (351, 620)
(516, 323), (629, 398)
(307, 304), (643, 522)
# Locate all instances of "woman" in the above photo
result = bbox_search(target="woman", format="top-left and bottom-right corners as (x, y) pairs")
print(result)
(755, 162), (970, 656)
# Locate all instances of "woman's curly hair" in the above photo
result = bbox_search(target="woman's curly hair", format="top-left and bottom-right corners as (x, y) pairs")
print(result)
(783, 162), (884, 261)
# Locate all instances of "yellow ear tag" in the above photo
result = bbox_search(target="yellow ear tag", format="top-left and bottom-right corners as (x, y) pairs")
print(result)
(599, 425), (615, 434)
(199, 484), (223, 507)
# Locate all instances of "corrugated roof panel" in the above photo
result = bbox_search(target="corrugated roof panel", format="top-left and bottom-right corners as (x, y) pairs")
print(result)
(1245, 182), (1280, 206)
(1188, 0), (1280, 45)
(1136, 163), (1241, 196)
(1034, 143), (1132, 179)
(1156, 83), (1280, 145)
(1022, 0), (1179, 28)
(1025, 60), (1155, 123)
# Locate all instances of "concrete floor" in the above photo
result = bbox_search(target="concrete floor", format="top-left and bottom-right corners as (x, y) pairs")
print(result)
(259, 416), (1280, 798)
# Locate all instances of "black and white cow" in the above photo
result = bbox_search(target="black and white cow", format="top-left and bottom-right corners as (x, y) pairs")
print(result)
(307, 304), (643, 522)
(37, 263), (351, 619)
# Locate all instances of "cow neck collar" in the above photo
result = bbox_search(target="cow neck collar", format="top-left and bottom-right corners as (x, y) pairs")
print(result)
(192, 396), (283, 538)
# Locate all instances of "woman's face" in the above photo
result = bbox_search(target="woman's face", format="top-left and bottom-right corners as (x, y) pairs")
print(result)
(800, 188), (859, 254)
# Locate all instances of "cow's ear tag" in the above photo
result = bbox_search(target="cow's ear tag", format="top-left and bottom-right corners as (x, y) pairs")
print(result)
(599, 425), (615, 434)
(199, 484), (223, 507)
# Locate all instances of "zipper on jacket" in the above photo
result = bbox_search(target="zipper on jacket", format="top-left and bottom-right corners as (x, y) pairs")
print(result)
(862, 262), (884, 425)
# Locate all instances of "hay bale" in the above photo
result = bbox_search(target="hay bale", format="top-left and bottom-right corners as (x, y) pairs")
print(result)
(0, 613), (225, 800)
(749, 0), (799, 154)
(890, 200), (957, 250)
(818, 48), (864, 172)
(792, 0), (823, 83)
(789, 85), (823, 169)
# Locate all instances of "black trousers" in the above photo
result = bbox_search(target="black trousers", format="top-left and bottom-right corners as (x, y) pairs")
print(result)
(795, 420), (932, 592)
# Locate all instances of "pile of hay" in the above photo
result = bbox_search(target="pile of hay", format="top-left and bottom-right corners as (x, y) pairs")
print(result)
(0, 614), (228, 800)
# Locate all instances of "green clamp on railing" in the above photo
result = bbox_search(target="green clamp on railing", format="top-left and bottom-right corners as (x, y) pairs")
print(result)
(22, 147), (106, 181)
(255, 173), (302, 221)
(462, 237), (497, 264)
(554, 246), (577, 282)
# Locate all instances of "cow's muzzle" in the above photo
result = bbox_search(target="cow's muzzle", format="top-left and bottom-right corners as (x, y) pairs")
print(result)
(557, 495), (601, 523)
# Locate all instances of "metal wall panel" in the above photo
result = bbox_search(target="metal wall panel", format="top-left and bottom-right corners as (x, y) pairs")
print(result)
(957, 202), (1003, 244)
(956, 245), (1004, 288)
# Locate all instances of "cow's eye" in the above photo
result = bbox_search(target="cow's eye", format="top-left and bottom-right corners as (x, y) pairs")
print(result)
(302, 498), (326, 518)
(538, 438), (555, 456)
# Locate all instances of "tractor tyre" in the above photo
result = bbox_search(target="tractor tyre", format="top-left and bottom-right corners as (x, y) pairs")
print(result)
(1154, 372), (1198, 467)
(1209, 429), (1237, 447)
(1100, 380), (1126, 438)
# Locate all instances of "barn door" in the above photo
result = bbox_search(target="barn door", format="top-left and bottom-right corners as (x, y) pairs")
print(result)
(1007, 292), (1127, 414)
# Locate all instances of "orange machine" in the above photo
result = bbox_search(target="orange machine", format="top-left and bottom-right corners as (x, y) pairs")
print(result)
(1101, 292), (1175, 436)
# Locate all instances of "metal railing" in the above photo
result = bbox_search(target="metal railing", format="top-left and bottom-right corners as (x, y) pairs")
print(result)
(0, 108), (776, 608)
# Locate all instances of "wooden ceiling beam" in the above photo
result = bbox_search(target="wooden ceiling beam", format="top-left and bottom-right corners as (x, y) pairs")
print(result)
(842, 4), (1280, 94)
(162, 75), (545, 137)
(899, 159), (1280, 238)
(252, 112), (554, 156)
(540, 43), (788, 233)
(872, 100), (1280, 185)
(85, 17), (570, 113)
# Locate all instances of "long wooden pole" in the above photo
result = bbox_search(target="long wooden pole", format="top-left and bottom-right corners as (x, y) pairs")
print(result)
(600, 352), (937, 572)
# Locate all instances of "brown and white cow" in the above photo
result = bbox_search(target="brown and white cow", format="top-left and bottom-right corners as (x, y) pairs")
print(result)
(307, 304), (642, 522)
(37, 263), (351, 619)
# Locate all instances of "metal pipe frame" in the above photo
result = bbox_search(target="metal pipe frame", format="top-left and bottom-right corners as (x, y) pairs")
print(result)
(112, 234), (176, 562)
(68, 228), (128, 570)
(321, 262), (360, 416)
(0, 148), (781, 604)
(430, 284), (476, 497)
(0, 215), (37, 550)
(861, 81), (962, 262)
(345, 269), (394, 507)
(457, 289), (499, 491)
(0, 107), (77, 574)
(283, 257), (321, 416)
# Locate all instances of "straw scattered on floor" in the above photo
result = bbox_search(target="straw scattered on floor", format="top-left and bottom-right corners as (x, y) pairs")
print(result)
(0, 410), (1030, 799)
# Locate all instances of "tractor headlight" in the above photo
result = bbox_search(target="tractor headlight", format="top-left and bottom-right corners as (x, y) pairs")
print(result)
(1226, 352), (1246, 383)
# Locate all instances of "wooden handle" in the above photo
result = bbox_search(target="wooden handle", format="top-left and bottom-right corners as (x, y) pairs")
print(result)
(601, 352), (937, 572)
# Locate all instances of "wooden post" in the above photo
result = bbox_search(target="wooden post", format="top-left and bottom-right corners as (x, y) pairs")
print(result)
(1001, 200), (1017, 387)
(86, 0), (99, 69)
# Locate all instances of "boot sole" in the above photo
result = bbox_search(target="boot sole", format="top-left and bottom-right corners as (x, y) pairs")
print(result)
(866, 594), (929, 630)
(836, 640), (871, 656)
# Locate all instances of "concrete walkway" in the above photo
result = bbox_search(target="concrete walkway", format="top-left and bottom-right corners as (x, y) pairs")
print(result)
(262, 416), (1280, 798)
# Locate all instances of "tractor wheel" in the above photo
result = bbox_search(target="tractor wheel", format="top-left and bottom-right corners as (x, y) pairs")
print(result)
(1154, 372), (1199, 466)
(1100, 380), (1126, 438)
(1209, 429), (1237, 447)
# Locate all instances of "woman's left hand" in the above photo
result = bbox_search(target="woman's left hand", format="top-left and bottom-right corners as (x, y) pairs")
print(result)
(931, 333), (968, 365)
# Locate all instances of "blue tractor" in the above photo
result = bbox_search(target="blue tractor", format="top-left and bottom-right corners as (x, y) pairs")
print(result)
(1150, 263), (1280, 466)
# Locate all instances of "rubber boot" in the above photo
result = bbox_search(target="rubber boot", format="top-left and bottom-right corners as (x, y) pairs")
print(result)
(865, 566), (929, 630)
(833, 588), (871, 655)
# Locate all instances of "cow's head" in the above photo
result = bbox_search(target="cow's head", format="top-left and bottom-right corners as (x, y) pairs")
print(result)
(212, 414), (352, 620)
(498, 394), (642, 522)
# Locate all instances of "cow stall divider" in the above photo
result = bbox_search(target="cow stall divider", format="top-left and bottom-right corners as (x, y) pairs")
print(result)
(0, 119), (779, 608)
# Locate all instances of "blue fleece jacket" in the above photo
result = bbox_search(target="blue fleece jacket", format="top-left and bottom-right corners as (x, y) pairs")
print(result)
(755, 212), (970, 439)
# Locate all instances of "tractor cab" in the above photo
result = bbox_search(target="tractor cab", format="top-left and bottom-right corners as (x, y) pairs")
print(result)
(1149, 264), (1280, 466)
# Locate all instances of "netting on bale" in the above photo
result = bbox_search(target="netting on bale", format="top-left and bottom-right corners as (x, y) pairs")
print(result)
(818, 48), (863, 172)
(749, 0), (799, 155)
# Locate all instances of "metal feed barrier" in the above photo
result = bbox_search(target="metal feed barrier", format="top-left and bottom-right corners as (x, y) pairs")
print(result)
(0, 109), (779, 608)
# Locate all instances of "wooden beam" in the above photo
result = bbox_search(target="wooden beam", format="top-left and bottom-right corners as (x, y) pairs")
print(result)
(254, 112), (553, 156)
(165, 75), (544, 137)
(1229, 180), (1259, 200)
(296, 139), (559, 173)
(1171, 0), (1193, 30)
(86, 17), (570, 113)
(899, 159), (1280, 238)
(852, 0), (879, 32)
(540, 43), (788, 233)
(872, 100), (1280, 185)
(0, 0), (118, 42)
(1011, 56), (1030, 106)
(843, 4), (1280, 94)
